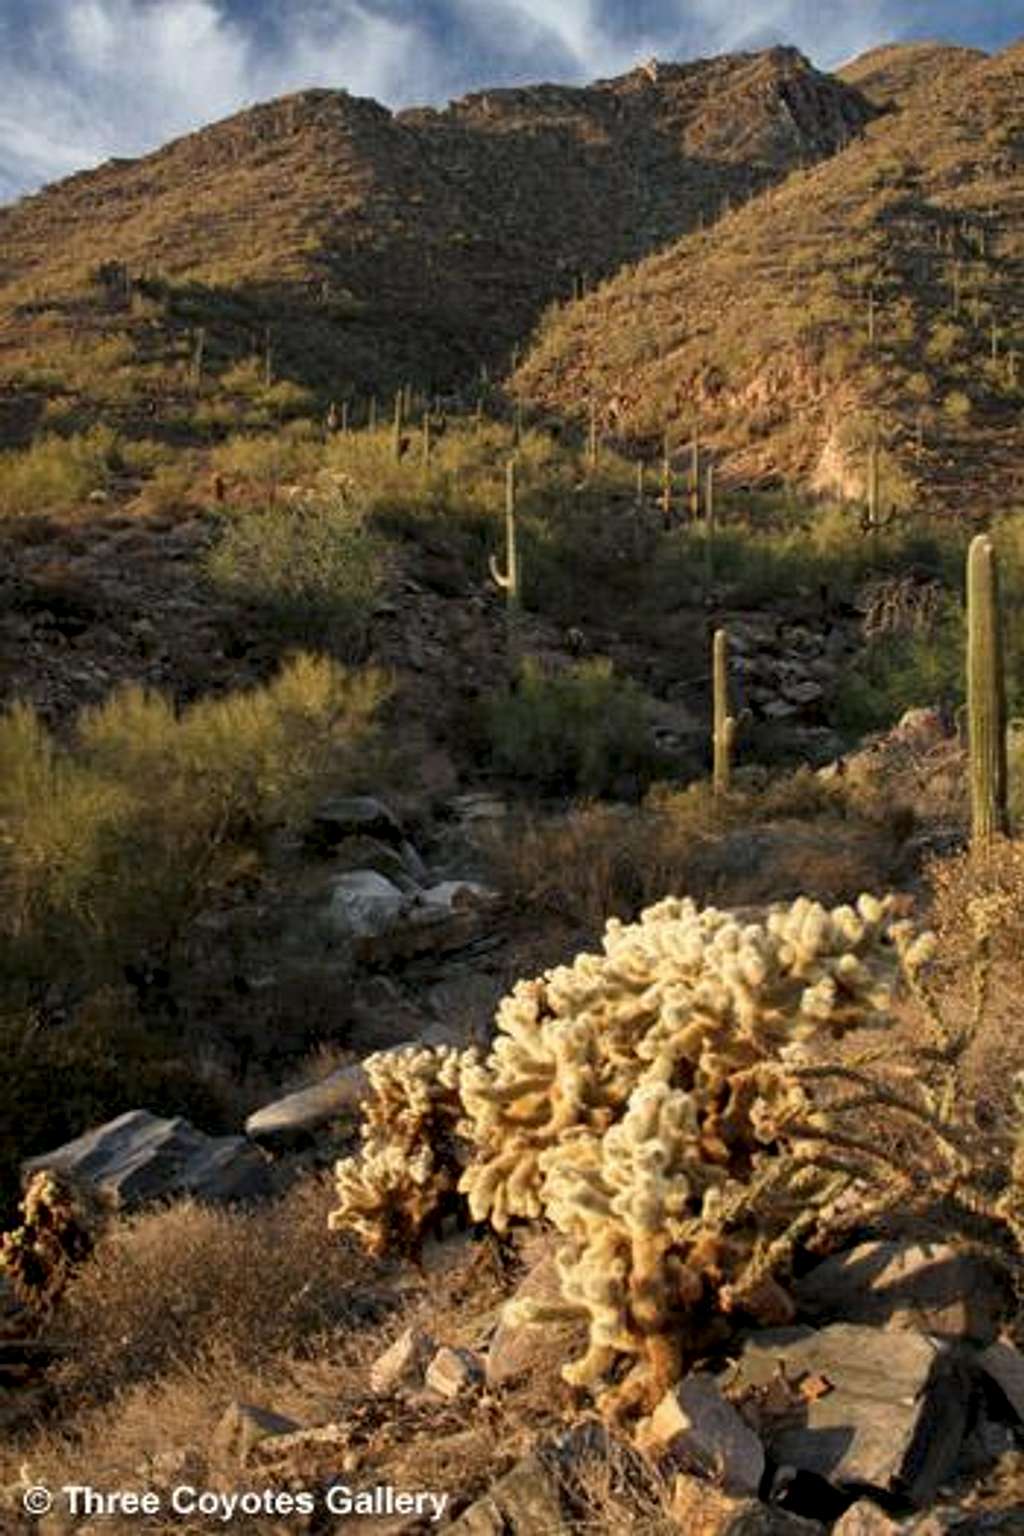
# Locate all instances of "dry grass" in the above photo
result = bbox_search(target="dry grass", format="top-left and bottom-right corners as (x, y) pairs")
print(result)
(488, 768), (911, 933)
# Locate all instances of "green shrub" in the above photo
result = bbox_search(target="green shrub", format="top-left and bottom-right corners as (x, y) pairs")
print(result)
(0, 427), (121, 517)
(204, 493), (385, 649)
(482, 658), (658, 797)
(0, 656), (389, 993)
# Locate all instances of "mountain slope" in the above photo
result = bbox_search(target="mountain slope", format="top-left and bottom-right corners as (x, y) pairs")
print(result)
(836, 41), (988, 107)
(0, 48), (874, 445)
(514, 42), (1024, 517)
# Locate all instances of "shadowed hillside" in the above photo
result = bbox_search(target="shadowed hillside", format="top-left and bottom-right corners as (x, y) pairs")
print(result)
(0, 47), (873, 447)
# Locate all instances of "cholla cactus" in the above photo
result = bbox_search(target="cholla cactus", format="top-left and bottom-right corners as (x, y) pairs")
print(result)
(330, 892), (1024, 1420)
(328, 1045), (476, 1260)
(0, 1170), (103, 1315)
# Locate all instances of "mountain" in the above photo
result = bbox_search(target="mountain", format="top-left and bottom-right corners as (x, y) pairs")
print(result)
(513, 41), (1024, 517)
(836, 40), (988, 107)
(0, 47), (873, 447)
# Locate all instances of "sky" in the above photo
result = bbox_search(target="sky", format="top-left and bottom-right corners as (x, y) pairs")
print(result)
(1, 0), (1023, 205)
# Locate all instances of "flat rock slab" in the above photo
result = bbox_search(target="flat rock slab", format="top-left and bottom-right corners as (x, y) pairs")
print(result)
(721, 1324), (975, 1507)
(22, 1109), (271, 1209)
(307, 795), (404, 849)
(793, 1240), (1010, 1344)
(246, 1062), (371, 1142)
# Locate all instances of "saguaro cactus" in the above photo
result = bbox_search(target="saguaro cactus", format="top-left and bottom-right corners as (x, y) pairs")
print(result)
(967, 534), (1009, 851)
(712, 628), (736, 797)
(489, 459), (521, 610)
(704, 462), (716, 592)
(689, 423), (701, 521)
(866, 426), (881, 530)
(392, 391), (404, 462)
(660, 430), (672, 530)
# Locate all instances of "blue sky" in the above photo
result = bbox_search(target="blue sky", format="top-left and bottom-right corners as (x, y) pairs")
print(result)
(1, 1), (1022, 204)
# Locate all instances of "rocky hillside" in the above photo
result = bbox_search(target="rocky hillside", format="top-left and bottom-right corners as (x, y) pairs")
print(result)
(0, 47), (873, 446)
(513, 41), (1024, 517)
(836, 40), (989, 106)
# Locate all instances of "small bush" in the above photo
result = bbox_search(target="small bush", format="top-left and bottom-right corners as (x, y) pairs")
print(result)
(482, 658), (659, 797)
(0, 427), (120, 517)
(0, 655), (389, 994)
(204, 493), (386, 649)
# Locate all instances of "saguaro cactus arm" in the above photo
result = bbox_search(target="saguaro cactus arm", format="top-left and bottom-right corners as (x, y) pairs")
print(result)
(489, 458), (521, 607)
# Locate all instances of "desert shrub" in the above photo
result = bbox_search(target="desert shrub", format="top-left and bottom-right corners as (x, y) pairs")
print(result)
(482, 658), (659, 797)
(833, 593), (964, 736)
(204, 493), (386, 649)
(944, 388), (973, 423)
(490, 769), (908, 930)
(0, 656), (389, 994)
(39, 1176), (372, 1408)
(209, 429), (322, 496)
(0, 427), (120, 517)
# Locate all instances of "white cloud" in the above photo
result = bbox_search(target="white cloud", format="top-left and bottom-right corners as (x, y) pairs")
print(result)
(0, 0), (1007, 203)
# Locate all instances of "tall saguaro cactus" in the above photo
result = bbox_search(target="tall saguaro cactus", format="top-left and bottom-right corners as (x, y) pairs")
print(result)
(967, 534), (1009, 852)
(392, 390), (404, 462)
(489, 459), (521, 611)
(712, 628), (736, 798)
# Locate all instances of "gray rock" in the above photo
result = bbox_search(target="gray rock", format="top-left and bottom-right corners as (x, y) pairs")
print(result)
(448, 1455), (569, 1534)
(370, 1327), (436, 1395)
(425, 1346), (484, 1400)
(210, 1401), (300, 1469)
(721, 1323), (975, 1507)
(245, 1063), (371, 1142)
(328, 835), (423, 893)
(322, 871), (500, 963)
(793, 1240), (1011, 1345)
(22, 1110), (271, 1210)
(486, 1244), (586, 1390)
(639, 1374), (765, 1495)
(327, 870), (409, 938)
(978, 1339), (1024, 1424)
(669, 1475), (824, 1535)
(308, 795), (403, 848)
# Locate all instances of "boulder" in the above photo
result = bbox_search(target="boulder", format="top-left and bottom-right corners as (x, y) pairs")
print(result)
(638, 1374), (765, 1495)
(22, 1110), (271, 1210)
(721, 1324), (975, 1508)
(245, 1026), (466, 1145)
(326, 870), (409, 939)
(322, 871), (500, 963)
(245, 1062), (370, 1143)
(978, 1339), (1024, 1424)
(670, 1476), (824, 1536)
(307, 795), (404, 850)
(448, 1455), (569, 1534)
(793, 1241), (1011, 1345)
